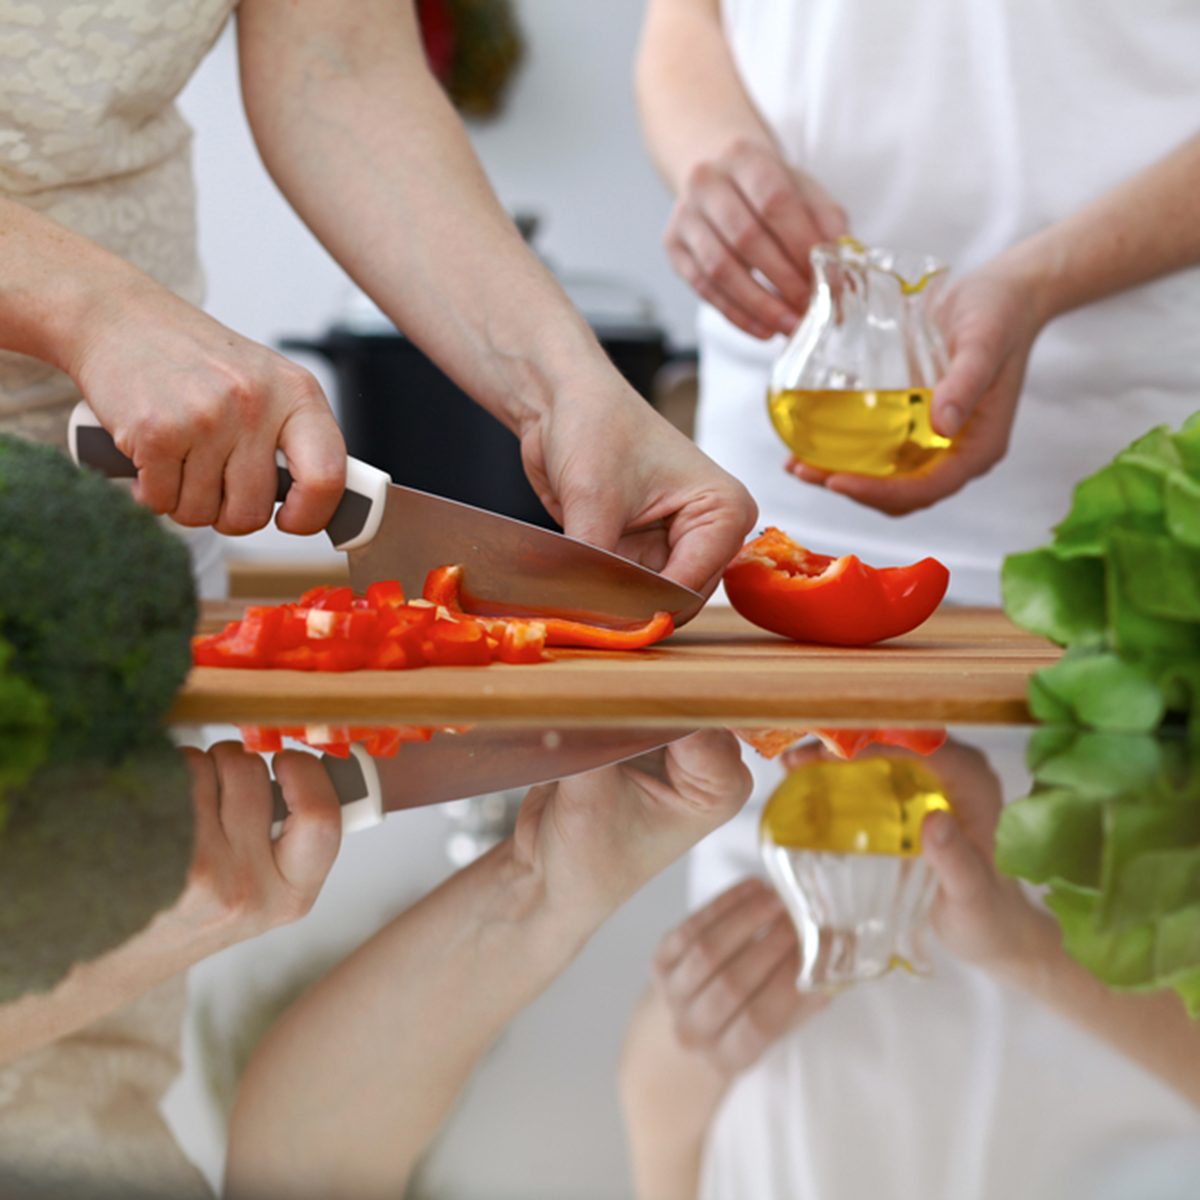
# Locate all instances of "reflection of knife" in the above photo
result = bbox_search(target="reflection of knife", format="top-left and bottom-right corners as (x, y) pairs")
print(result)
(68, 402), (704, 628)
(268, 725), (696, 835)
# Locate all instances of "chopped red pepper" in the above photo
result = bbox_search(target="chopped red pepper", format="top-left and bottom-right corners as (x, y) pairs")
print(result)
(422, 617), (493, 666)
(193, 563), (674, 672)
(237, 722), (459, 758)
(722, 527), (949, 647)
(422, 565), (465, 611)
(809, 727), (948, 760)
(366, 579), (407, 609)
(495, 620), (549, 664)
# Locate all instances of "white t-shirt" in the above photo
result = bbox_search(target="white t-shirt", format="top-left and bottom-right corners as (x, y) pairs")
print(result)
(698, 0), (1200, 602)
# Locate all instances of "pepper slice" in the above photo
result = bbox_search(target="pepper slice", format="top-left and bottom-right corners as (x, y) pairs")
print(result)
(722, 527), (949, 646)
(421, 565), (675, 650)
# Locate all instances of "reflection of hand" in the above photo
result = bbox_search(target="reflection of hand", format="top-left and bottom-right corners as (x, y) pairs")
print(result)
(170, 743), (343, 952)
(665, 138), (848, 339)
(788, 258), (1044, 515)
(512, 730), (753, 925)
(521, 388), (757, 596)
(782, 736), (1058, 978)
(0, 743), (342, 1067)
(75, 282), (345, 535)
(919, 741), (1059, 978)
(655, 878), (828, 1075)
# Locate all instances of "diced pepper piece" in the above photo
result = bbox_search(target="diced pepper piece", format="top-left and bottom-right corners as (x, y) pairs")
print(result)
(423, 617), (493, 666)
(422, 565), (465, 611)
(495, 620), (549, 664)
(366, 579), (407, 609)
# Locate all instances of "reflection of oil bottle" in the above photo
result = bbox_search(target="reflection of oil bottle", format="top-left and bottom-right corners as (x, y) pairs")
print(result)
(769, 239), (952, 477)
(760, 757), (951, 990)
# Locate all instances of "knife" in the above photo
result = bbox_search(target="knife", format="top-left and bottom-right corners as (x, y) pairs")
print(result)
(267, 724), (697, 835)
(67, 401), (704, 628)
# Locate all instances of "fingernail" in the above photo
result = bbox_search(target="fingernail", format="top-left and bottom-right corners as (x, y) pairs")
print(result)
(779, 311), (802, 333)
(939, 403), (963, 437)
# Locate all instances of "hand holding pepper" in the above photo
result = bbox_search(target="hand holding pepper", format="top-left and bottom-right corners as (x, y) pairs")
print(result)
(519, 375), (758, 598)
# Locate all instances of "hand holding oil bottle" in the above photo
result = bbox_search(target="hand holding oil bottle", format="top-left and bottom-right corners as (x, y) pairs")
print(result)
(779, 242), (1046, 516)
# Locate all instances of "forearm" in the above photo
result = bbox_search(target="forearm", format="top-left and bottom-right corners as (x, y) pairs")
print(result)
(0, 196), (152, 377)
(225, 838), (598, 1199)
(619, 986), (731, 1200)
(997, 132), (1200, 324)
(1007, 937), (1200, 1107)
(237, 0), (606, 440)
(635, 0), (776, 195)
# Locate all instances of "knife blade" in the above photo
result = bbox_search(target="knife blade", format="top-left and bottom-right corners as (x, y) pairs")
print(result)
(267, 725), (697, 834)
(68, 402), (705, 627)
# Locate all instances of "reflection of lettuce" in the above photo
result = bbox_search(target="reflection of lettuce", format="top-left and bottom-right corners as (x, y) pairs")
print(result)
(1002, 415), (1200, 731)
(0, 736), (192, 1005)
(997, 728), (1200, 1014)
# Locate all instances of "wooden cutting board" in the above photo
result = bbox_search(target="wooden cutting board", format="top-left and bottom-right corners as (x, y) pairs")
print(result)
(172, 604), (1059, 726)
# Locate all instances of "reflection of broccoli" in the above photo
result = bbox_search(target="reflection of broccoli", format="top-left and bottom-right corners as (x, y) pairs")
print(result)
(0, 436), (197, 757)
(0, 635), (51, 831)
(0, 735), (193, 1005)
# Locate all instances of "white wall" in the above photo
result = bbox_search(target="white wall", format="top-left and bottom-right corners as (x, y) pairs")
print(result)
(178, 2), (696, 565)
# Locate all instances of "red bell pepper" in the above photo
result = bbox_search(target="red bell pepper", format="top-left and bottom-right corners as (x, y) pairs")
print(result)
(722, 527), (949, 647)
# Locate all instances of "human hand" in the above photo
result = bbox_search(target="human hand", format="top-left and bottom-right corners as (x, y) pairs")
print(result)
(666, 138), (848, 339)
(73, 282), (345, 536)
(512, 730), (753, 929)
(919, 741), (1060, 980)
(788, 256), (1046, 514)
(779, 736), (1057, 979)
(166, 741), (343, 953)
(652, 878), (828, 1075)
(521, 382), (757, 596)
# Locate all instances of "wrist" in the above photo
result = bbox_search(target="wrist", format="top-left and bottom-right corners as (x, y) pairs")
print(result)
(487, 318), (617, 440)
(989, 230), (1079, 329)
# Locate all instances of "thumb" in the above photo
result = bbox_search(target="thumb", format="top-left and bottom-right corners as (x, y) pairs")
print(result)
(271, 751), (343, 893)
(922, 810), (992, 906)
(276, 405), (347, 536)
(932, 338), (1001, 439)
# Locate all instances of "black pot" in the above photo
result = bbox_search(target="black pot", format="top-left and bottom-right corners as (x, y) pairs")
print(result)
(280, 320), (691, 530)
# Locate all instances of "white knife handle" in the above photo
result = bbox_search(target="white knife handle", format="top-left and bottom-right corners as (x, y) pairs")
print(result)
(270, 743), (384, 838)
(68, 400), (390, 552)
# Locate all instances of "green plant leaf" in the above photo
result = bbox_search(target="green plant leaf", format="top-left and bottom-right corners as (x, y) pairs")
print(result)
(1000, 549), (1107, 645)
(1026, 650), (1165, 732)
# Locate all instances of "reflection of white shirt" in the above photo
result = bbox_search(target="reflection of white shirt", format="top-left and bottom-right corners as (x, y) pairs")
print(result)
(698, 1), (1200, 602)
(692, 732), (1199, 1200)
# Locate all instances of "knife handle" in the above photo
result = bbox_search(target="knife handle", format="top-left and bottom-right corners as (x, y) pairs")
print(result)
(270, 743), (384, 838)
(68, 401), (390, 552)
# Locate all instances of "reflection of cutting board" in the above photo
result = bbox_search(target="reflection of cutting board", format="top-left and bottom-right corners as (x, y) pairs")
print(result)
(173, 605), (1059, 726)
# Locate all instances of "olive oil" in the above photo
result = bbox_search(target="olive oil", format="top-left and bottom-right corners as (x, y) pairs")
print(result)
(760, 757), (951, 857)
(759, 758), (950, 988)
(768, 387), (951, 477)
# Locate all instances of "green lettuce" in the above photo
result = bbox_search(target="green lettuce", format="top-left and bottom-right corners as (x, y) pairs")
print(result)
(997, 730), (1200, 1014)
(1002, 415), (1200, 731)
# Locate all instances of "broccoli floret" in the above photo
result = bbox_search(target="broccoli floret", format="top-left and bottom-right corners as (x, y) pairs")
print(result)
(0, 734), (193, 1005)
(0, 436), (197, 758)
